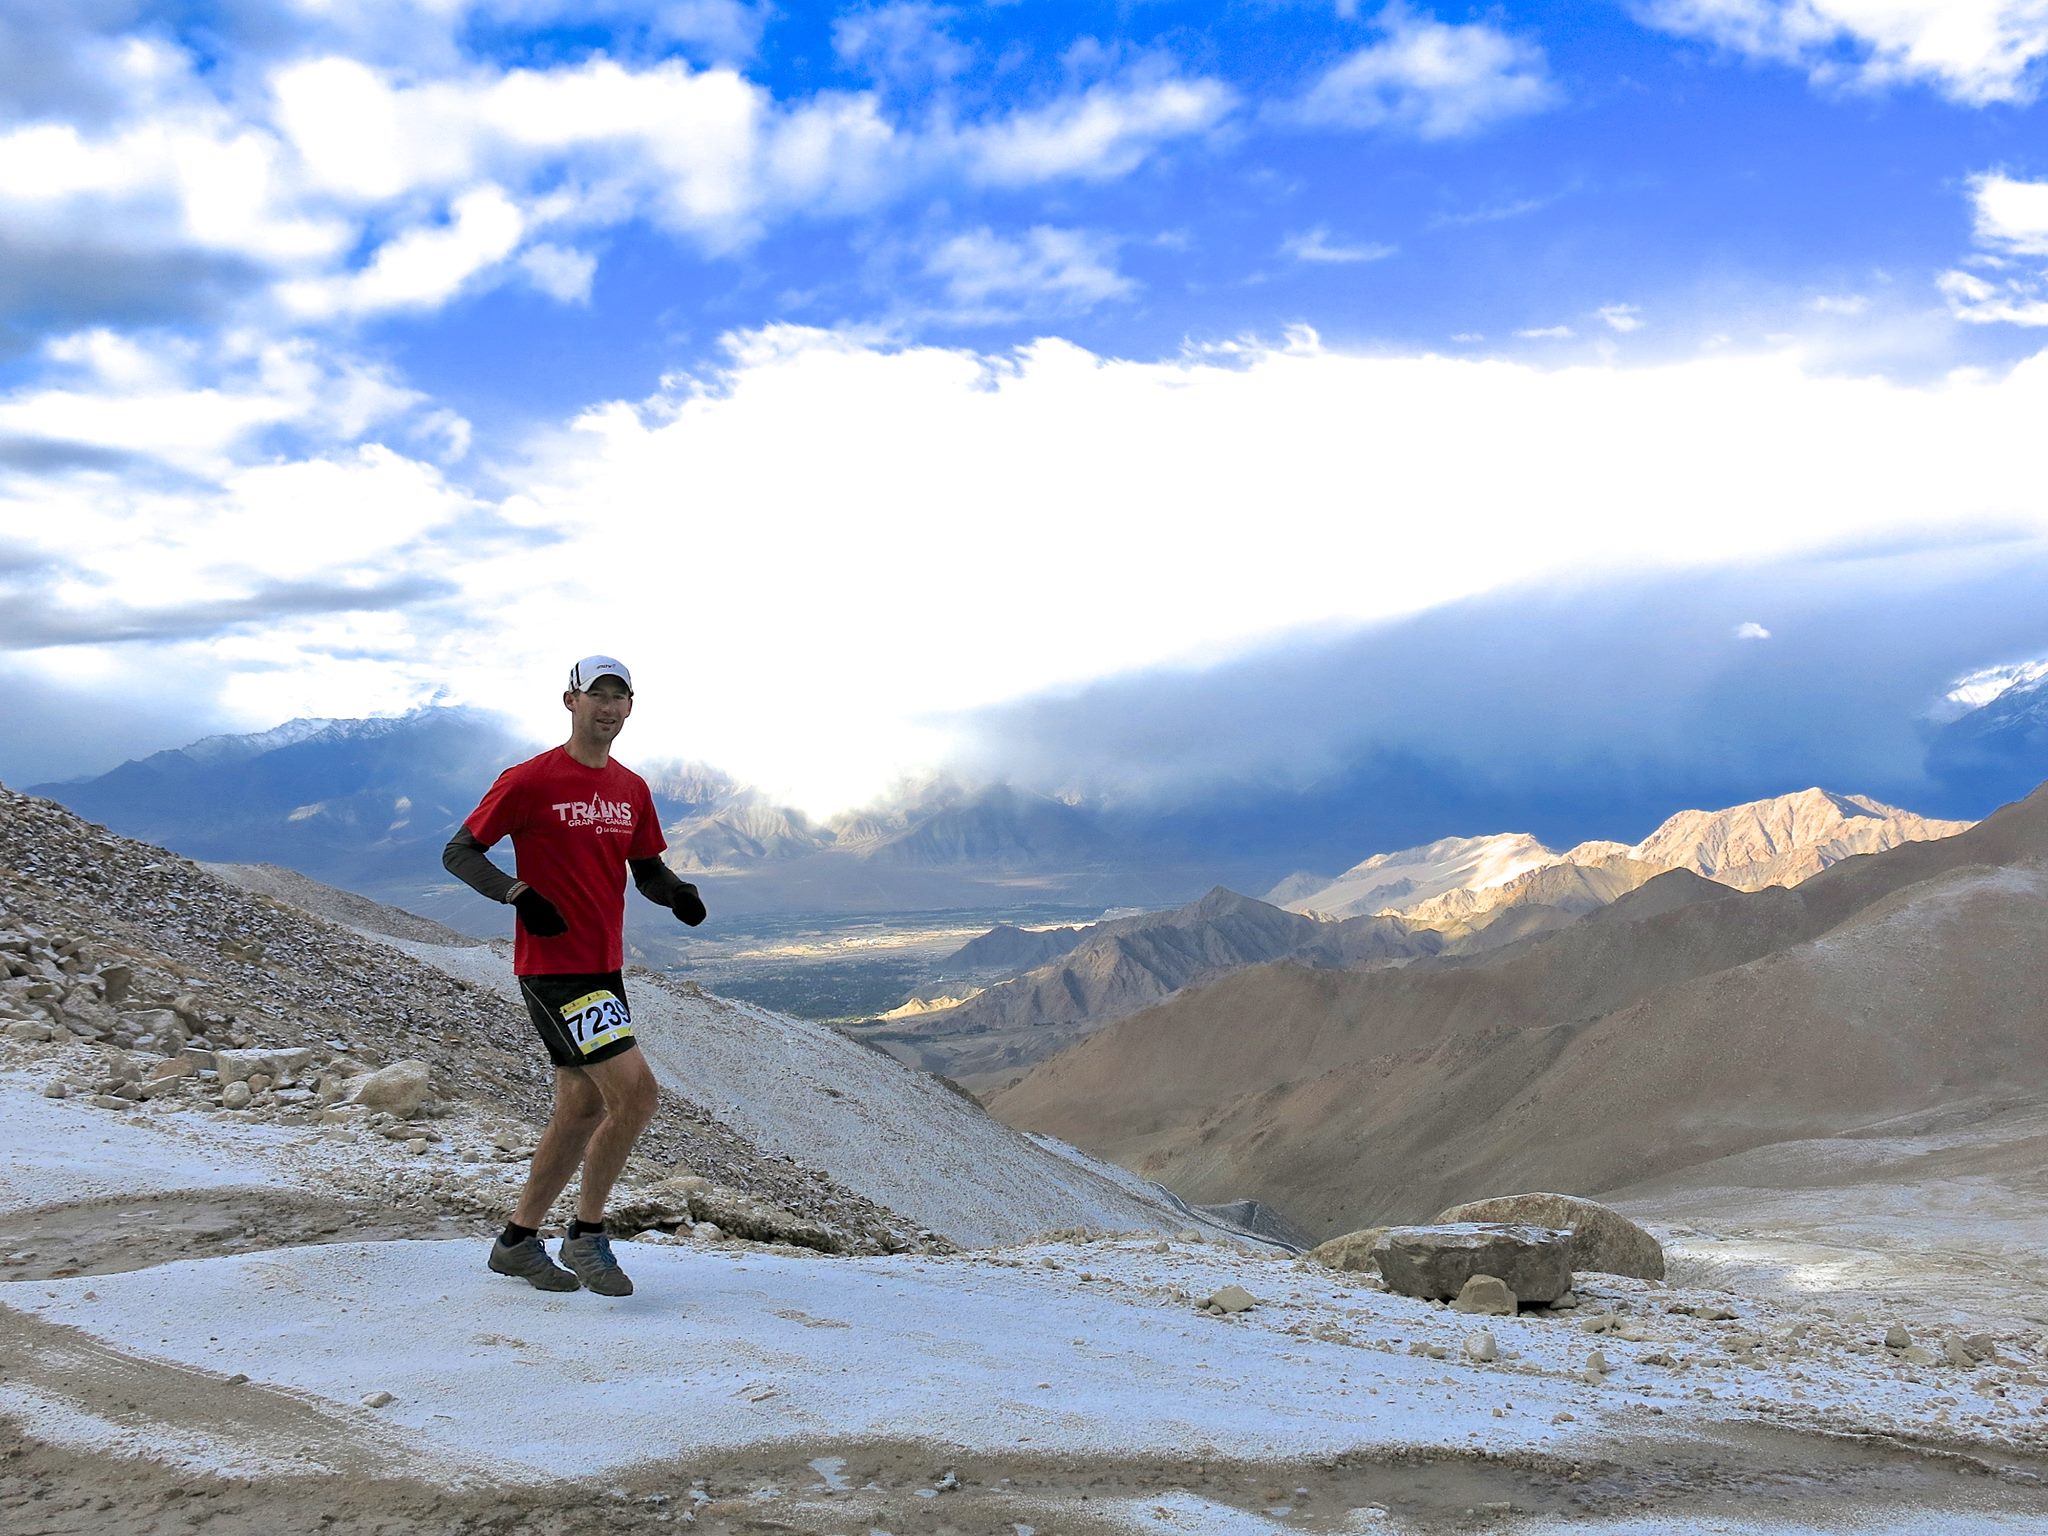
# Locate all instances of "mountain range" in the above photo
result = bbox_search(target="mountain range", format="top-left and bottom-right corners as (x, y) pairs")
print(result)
(854, 786), (1973, 1092)
(24, 675), (2039, 926)
(987, 778), (2048, 1240)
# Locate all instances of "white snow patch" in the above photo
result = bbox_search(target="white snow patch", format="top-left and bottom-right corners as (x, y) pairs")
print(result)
(0, 1073), (293, 1211)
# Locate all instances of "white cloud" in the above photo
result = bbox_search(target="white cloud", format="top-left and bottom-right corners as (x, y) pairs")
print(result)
(1292, 3), (1559, 140)
(650, 0), (773, 63)
(1280, 227), (1398, 264)
(407, 327), (2048, 812)
(1597, 304), (1644, 332)
(1941, 172), (2048, 325)
(1968, 171), (2048, 254)
(1, 34), (1232, 341)
(517, 242), (599, 304)
(16, 322), (2048, 813)
(924, 226), (1135, 314)
(1808, 292), (1871, 314)
(1633, 0), (2048, 105)
(834, 4), (974, 85)
(279, 185), (527, 319)
(1734, 621), (1773, 639)
(962, 71), (1236, 184)
(0, 329), (418, 475)
(1516, 324), (1574, 339)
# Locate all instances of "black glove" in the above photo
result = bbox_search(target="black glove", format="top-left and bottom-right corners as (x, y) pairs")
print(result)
(671, 882), (707, 927)
(512, 887), (568, 937)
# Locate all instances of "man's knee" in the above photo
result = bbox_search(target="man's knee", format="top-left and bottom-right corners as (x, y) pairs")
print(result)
(552, 1070), (606, 1126)
(589, 1052), (657, 1125)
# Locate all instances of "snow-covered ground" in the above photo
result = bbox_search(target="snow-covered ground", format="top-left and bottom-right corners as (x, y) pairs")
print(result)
(7, 987), (2048, 1532)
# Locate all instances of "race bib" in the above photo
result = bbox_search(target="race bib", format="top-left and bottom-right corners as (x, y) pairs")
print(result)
(556, 988), (634, 1058)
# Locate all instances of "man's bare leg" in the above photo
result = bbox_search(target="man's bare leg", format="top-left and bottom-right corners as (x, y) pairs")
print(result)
(572, 1047), (659, 1225)
(510, 1067), (606, 1229)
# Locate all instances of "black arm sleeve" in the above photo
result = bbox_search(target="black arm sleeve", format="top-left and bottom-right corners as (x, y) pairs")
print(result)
(630, 855), (689, 906)
(443, 826), (521, 904)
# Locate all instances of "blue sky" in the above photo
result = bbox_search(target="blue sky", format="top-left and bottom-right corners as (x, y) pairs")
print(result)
(2, 1), (2047, 820)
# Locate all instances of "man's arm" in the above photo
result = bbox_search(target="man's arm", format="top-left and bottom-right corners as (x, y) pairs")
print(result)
(630, 856), (707, 926)
(446, 827), (569, 936)
(443, 826), (524, 903)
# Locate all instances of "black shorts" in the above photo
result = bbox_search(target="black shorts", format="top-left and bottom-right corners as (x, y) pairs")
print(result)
(518, 971), (639, 1068)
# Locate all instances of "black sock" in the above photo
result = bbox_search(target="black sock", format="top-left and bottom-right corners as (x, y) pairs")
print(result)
(499, 1221), (538, 1247)
(568, 1218), (606, 1238)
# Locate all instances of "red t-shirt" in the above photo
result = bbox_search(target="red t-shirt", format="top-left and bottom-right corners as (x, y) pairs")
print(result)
(463, 746), (667, 975)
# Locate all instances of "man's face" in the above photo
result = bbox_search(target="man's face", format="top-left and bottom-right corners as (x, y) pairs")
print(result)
(565, 678), (633, 739)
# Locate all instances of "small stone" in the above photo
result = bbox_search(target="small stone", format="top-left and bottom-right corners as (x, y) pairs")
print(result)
(41, 1080), (67, 1098)
(695, 1222), (724, 1242)
(1584, 1349), (1609, 1379)
(1901, 1345), (1939, 1366)
(361, 1391), (395, 1408)
(221, 1081), (252, 1110)
(1944, 1337), (1977, 1369)
(1463, 1330), (1498, 1362)
(1885, 1323), (1911, 1351)
(1549, 1291), (1581, 1310)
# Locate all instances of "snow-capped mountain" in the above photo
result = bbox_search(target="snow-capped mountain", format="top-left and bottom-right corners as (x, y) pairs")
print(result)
(1267, 832), (1557, 919)
(1281, 789), (1972, 934)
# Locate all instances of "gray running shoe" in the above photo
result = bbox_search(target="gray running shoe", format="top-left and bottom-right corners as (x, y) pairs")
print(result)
(488, 1234), (581, 1292)
(559, 1231), (634, 1297)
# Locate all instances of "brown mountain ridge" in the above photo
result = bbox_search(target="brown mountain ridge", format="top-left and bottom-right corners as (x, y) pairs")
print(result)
(986, 782), (2048, 1241)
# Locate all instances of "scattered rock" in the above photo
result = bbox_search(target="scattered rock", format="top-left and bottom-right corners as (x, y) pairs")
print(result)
(1375, 1223), (1574, 1305)
(1430, 1193), (1664, 1281)
(1885, 1323), (1912, 1352)
(97, 963), (134, 1005)
(360, 1391), (395, 1408)
(1463, 1329), (1497, 1363)
(1452, 1275), (1518, 1316)
(1203, 1284), (1257, 1315)
(348, 1059), (433, 1118)
(221, 1081), (253, 1110)
(214, 1046), (313, 1086)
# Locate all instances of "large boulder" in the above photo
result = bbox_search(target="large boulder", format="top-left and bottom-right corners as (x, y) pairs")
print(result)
(1430, 1193), (1664, 1281)
(1308, 1226), (1389, 1274)
(1373, 1223), (1573, 1305)
(348, 1059), (433, 1118)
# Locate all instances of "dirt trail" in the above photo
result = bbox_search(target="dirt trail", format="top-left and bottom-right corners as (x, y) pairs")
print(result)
(7, 1356), (2047, 1536)
(0, 1189), (472, 1281)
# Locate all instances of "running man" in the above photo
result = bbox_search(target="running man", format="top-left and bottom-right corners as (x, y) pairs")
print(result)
(442, 655), (707, 1296)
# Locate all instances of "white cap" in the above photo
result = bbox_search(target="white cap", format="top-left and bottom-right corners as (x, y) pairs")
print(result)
(567, 655), (633, 693)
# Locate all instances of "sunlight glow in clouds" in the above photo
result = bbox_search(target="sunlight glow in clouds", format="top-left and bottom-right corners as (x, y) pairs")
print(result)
(411, 327), (2048, 811)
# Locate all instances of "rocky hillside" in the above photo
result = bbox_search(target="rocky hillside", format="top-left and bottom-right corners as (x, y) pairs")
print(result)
(0, 784), (917, 1252)
(988, 782), (2048, 1240)
(0, 782), (1249, 1255)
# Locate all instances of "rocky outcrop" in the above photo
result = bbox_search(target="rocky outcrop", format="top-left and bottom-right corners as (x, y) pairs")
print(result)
(1431, 1193), (1664, 1280)
(1372, 1223), (1574, 1305)
(1308, 1226), (1389, 1274)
